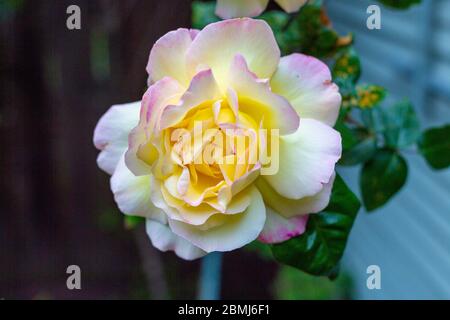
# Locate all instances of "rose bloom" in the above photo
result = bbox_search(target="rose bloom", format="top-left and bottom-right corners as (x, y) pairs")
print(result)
(94, 18), (341, 260)
(216, 0), (308, 19)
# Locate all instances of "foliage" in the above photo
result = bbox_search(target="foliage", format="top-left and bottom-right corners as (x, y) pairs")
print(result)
(377, 0), (421, 9)
(271, 175), (360, 277)
(418, 125), (450, 170)
(274, 266), (353, 300)
(191, 1), (219, 29)
(124, 215), (145, 230)
(260, 1), (349, 57)
(360, 149), (408, 211)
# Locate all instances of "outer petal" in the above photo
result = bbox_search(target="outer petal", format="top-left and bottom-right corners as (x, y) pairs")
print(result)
(256, 172), (335, 218)
(111, 155), (166, 223)
(271, 54), (341, 126)
(215, 0), (269, 19)
(186, 18), (280, 86)
(169, 187), (266, 252)
(146, 28), (198, 87)
(93, 101), (141, 175)
(125, 78), (183, 176)
(258, 207), (308, 244)
(228, 54), (299, 135)
(146, 220), (206, 260)
(274, 0), (308, 13)
(263, 118), (341, 199)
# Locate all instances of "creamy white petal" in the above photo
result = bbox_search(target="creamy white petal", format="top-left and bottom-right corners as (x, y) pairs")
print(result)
(146, 220), (206, 260)
(263, 118), (341, 199)
(169, 187), (266, 252)
(111, 155), (166, 223)
(93, 101), (141, 175)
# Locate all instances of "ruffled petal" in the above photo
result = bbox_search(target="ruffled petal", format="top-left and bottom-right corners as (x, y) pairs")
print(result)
(186, 18), (280, 86)
(159, 69), (221, 130)
(227, 54), (299, 135)
(169, 186), (266, 252)
(125, 78), (183, 176)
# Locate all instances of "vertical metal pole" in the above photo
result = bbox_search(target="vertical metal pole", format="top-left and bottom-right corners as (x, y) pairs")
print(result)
(197, 252), (223, 300)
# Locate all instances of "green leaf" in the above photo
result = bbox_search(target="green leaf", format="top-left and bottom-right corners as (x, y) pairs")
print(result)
(278, 2), (339, 57)
(418, 124), (450, 170)
(380, 100), (420, 148)
(378, 0), (421, 9)
(191, 1), (219, 30)
(340, 127), (378, 166)
(333, 47), (361, 86)
(360, 149), (408, 211)
(271, 175), (360, 276)
(124, 215), (145, 230)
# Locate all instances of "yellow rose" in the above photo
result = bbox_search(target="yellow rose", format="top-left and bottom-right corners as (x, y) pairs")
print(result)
(94, 18), (341, 259)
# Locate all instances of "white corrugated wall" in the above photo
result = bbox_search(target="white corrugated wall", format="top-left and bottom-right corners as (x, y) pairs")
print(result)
(326, 0), (450, 299)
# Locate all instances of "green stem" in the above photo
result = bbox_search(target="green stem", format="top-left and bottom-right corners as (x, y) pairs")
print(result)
(197, 252), (223, 300)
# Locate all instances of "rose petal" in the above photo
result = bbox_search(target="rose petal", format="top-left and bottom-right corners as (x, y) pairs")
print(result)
(271, 53), (341, 126)
(263, 118), (341, 199)
(186, 18), (280, 86)
(258, 207), (308, 244)
(93, 101), (141, 175)
(215, 0), (269, 19)
(227, 54), (299, 135)
(125, 78), (183, 176)
(159, 69), (221, 130)
(146, 219), (206, 260)
(147, 28), (198, 87)
(111, 155), (166, 223)
(256, 172), (335, 218)
(169, 186), (266, 252)
(274, 0), (308, 13)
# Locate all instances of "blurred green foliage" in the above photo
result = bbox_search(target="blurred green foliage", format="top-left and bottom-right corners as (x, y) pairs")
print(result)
(274, 266), (353, 300)
(97, 209), (122, 232)
(191, 1), (219, 29)
(90, 29), (111, 82)
(0, 0), (24, 21)
(124, 215), (145, 230)
(377, 0), (421, 9)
